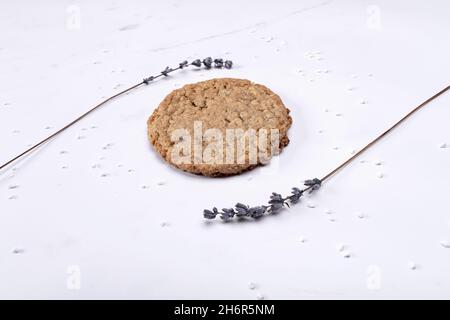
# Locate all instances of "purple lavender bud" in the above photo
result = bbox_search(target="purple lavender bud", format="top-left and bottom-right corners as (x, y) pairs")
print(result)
(234, 203), (249, 216)
(179, 60), (188, 68)
(304, 178), (321, 193)
(224, 60), (233, 69)
(203, 209), (217, 219)
(202, 57), (213, 69)
(269, 203), (283, 213)
(220, 209), (234, 221)
(304, 178), (321, 187)
(191, 59), (202, 67)
(222, 208), (235, 215)
(143, 76), (155, 84)
(269, 192), (283, 203)
(161, 66), (172, 76)
(214, 58), (223, 68)
(236, 203), (249, 210)
(289, 187), (303, 203)
(248, 206), (266, 218)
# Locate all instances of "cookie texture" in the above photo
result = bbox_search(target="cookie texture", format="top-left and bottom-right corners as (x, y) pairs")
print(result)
(147, 78), (292, 177)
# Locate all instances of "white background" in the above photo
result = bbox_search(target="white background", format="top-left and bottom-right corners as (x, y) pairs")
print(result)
(1, 0), (449, 299)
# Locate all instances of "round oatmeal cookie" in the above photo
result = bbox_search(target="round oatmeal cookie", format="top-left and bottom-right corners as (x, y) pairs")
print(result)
(147, 78), (292, 177)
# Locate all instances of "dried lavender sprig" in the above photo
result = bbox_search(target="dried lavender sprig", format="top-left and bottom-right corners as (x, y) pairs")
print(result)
(203, 179), (320, 220)
(0, 57), (233, 172)
(203, 85), (450, 222)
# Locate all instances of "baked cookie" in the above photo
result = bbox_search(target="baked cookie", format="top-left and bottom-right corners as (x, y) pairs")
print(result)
(147, 78), (292, 176)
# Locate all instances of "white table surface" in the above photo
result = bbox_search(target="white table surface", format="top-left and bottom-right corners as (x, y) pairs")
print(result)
(1, 0), (449, 299)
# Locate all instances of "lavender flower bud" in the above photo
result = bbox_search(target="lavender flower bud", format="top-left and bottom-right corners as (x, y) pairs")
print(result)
(202, 57), (213, 69)
(235, 203), (249, 216)
(222, 208), (236, 217)
(203, 209), (217, 219)
(220, 208), (235, 221)
(269, 192), (283, 202)
(289, 187), (303, 203)
(161, 66), (172, 76)
(268, 192), (286, 212)
(269, 203), (283, 213)
(191, 59), (202, 67)
(248, 206), (266, 218)
(179, 60), (188, 68)
(214, 58), (223, 68)
(236, 203), (248, 210)
(143, 76), (155, 85)
(304, 178), (321, 193)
